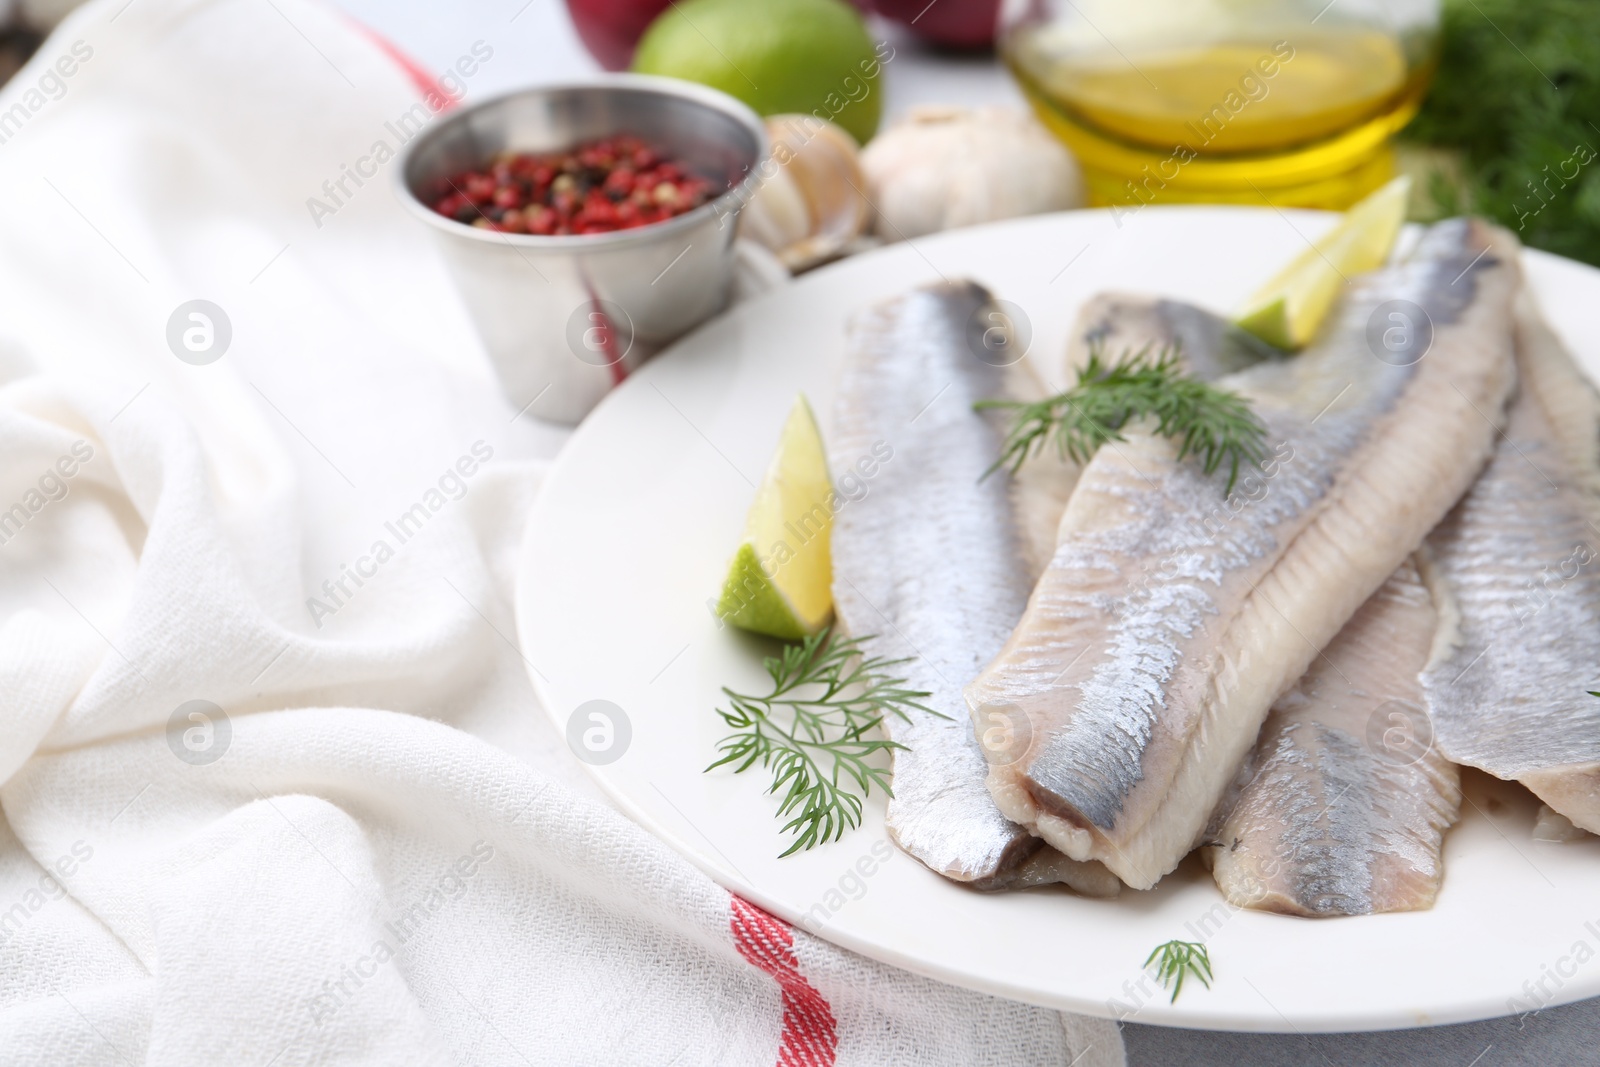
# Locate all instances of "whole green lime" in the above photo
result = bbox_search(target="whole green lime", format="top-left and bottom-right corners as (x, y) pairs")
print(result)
(631, 0), (883, 145)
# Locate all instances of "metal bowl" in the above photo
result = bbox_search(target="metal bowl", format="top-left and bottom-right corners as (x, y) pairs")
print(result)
(395, 76), (769, 424)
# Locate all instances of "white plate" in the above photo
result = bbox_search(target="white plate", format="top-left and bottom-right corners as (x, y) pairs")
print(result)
(517, 207), (1600, 1032)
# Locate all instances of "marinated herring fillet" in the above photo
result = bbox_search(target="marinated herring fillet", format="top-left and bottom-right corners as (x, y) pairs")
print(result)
(1013, 291), (1283, 570)
(1211, 559), (1461, 916)
(1065, 292), (1282, 384)
(829, 283), (1274, 892)
(966, 218), (1519, 889)
(829, 280), (1112, 894)
(1421, 297), (1600, 831)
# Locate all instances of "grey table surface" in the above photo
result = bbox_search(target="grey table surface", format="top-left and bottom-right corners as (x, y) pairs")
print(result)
(326, 2), (1600, 1062)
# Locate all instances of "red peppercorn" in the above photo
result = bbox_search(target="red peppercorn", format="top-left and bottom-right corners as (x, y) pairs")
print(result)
(428, 134), (718, 235)
(462, 173), (496, 202)
(434, 192), (467, 217)
(603, 168), (635, 197)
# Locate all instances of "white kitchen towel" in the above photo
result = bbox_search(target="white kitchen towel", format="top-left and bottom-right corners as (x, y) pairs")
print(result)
(0, 0), (1125, 1064)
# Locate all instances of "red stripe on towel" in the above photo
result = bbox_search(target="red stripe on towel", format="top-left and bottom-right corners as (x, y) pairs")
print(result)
(730, 895), (838, 1067)
(340, 16), (452, 107)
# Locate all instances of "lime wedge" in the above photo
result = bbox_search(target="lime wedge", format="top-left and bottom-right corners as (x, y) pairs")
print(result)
(715, 395), (835, 640)
(1235, 176), (1413, 351)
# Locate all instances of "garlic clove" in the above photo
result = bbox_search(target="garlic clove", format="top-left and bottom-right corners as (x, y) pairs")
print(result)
(740, 166), (812, 254)
(861, 106), (1084, 241)
(740, 114), (871, 273)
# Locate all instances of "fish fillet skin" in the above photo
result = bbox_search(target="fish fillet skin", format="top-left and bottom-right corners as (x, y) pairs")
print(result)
(1211, 559), (1461, 916)
(829, 280), (1104, 890)
(1066, 292), (1283, 382)
(966, 218), (1520, 889)
(1011, 292), (1284, 570)
(1420, 296), (1600, 832)
(830, 284), (1273, 891)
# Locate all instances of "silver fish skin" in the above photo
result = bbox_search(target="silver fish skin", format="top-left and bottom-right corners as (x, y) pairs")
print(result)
(966, 218), (1520, 889)
(1009, 292), (1284, 569)
(1420, 296), (1600, 831)
(1067, 292), (1283, 382)
(1211, 559), (1461, 916)
(829, 284), (1275, 892)
(830, 280), (1111, 894)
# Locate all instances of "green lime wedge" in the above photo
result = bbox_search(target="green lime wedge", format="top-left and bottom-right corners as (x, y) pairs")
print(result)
(1236, 176), (1413, 351)
(716, 394), (834, 640)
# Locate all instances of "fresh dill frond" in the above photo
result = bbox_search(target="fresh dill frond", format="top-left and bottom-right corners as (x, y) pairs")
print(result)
(976, 343), (1269, 495)
(708, 626), (940, 857)
(1144, 940), (1214, 1003)
(1404, 0), (1600, 268)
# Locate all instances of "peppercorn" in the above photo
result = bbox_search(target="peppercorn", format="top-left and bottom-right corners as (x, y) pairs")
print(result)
(428, 134), (717, 235)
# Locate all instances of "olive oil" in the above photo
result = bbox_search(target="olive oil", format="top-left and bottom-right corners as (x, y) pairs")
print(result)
(1004, 28), (1436, 210)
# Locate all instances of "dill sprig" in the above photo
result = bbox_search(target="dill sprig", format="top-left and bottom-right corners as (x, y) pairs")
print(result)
(708, 626), (939, 857)
(976, 343), (1269, 495)
(1144, 940), (1214, 1003)
(1404, 0), (1600, 268)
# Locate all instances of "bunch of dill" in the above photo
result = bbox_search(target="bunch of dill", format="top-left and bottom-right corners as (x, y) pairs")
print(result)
(1403, 0), (1600, 266)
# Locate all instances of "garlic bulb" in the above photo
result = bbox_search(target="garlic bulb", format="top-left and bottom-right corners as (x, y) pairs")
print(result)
(740, 115), (872, 273)
(860, 107), (1084, 240)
